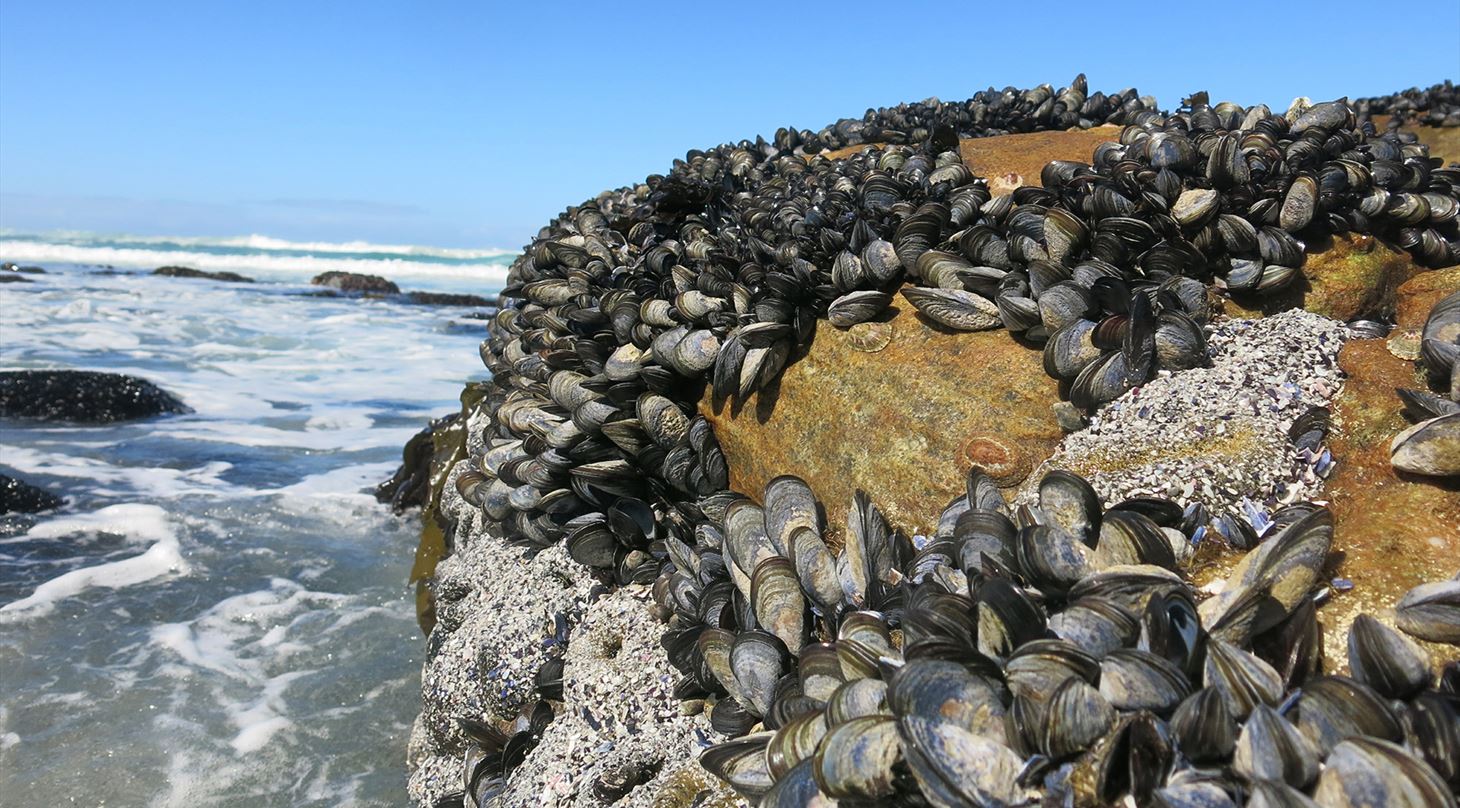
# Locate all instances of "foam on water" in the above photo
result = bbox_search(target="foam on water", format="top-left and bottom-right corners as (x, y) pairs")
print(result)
(0, 230), (515, 292)
(0, 249), (492, 805)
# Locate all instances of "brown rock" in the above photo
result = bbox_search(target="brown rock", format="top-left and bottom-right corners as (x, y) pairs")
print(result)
(1321, 339), (1460, 671)
(700, 291), (1063, 534)
(817, 126), (1122, 196)
(958, 126), (1120, 195)
(1223, 232), (1427, 322)
(1395, 266), (1460, 330)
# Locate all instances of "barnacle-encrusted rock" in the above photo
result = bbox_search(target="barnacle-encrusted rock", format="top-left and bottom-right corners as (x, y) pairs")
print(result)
(701, 298), (1062, 533)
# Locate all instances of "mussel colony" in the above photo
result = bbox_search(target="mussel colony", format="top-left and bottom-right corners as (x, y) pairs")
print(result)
(445, 77), (1460, 807)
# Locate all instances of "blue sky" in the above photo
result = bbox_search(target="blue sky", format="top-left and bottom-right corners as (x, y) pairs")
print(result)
(1, 1), (1456, 250)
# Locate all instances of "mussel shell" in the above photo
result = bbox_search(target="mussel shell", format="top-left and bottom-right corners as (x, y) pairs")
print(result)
(811, 715), (901, 800)
(1290, 675), (1404, 754)
(1395, 577), (1460, 645)
(1313, 737), (1455, 808)
(1233, 704), (1320, 789)
(700, 733), (775, 798)
(1170, 687), (1237, 764)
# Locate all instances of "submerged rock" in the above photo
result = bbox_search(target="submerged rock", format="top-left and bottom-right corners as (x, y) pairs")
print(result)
(152, 265), (255, 283)
(310, 270), (400, 295)
(0, 370), (190, 423)
(0, 274), (34, 284)
(0, 473), (63, 514)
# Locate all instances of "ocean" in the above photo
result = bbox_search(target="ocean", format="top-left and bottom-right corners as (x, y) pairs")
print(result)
(0, 231), (513, 805)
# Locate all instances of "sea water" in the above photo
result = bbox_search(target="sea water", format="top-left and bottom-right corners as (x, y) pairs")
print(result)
(0, 232), (511, 805)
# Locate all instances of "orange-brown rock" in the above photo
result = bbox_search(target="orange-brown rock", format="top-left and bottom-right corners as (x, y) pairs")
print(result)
(1395, 266), (1460, 330)
(958, 127), (1120, 195)
(700, 295), (1064, 534)
(1223, 233), (1427, 323)
(1321, 338), (1460, 671)
(818, 126), (1122, 196)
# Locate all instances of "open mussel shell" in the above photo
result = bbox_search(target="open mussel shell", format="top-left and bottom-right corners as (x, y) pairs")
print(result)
(1088, 711), (1175, 806)
(1313, 737), (1456, 808)
(1348, 613), (1432, 699)
(1395, 577), (1460, 645)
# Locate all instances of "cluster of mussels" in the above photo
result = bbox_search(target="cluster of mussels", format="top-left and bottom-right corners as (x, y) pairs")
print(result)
(674, 469), (1459, 806)
(443, 77), (1460, 807)
(1357, 81), (1460, 129)
(1392, 290), (1460, 477)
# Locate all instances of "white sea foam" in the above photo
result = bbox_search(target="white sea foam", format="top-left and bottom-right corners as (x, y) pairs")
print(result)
(0, 504), (188, 620)
(0, 238), (512, 285)
(1, 228), (517, 259)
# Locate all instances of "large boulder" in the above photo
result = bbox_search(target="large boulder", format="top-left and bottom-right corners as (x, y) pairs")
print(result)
(0, 474), (63, 514)
(0, 370), (190, 423)
(310, 271), (400, 295)
(152, 265), (254, 283)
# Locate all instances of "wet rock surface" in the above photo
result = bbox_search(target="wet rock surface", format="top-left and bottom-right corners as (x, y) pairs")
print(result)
(0, 473), (64, 514)
(152, 265), (255, 283)
(1322, 338), (1460, 670)
(0, 370), (190, 423)
(309, 270), (401, 295)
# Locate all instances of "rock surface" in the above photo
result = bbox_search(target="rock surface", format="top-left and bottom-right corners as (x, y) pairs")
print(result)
(1395, 266), (1460, 329)
(702, 294), (1064, 534)
(0, 274), (34, 283)
(2, 262), (45, 274)
(0, 473), (63, 514)
(1223, 233), (1427, 323)
(1320, 338), (1460, 670)
(152, 265), (255, 283)
(0, 370), (190, 423)
(310, 270), (401, 295)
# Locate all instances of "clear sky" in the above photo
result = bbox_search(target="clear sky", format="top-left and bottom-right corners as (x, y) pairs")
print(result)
(1, 1), (1457, 250)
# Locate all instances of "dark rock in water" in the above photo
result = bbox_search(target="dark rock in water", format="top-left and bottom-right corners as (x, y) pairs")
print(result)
(405, 290), (493, 307)
(310, 271), (400, 295)
(153, 265), (255, 283)
(0, 474), (63, 514)
(2, 262), (45, 274)
(0, 274), (33, 283)
(377, 413), (459, 513)
(0, 370), (191, 423)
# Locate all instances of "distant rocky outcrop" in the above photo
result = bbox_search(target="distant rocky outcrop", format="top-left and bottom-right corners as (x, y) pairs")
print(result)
(310, 271), (401, 295)
(0, 370), (191, 423)
(405, 291), (494, 307)
(2, 262), (46, 274)
(153, 265), (255, 283)
(0, 474), (64, 514)
(0, 274), (34, 284)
